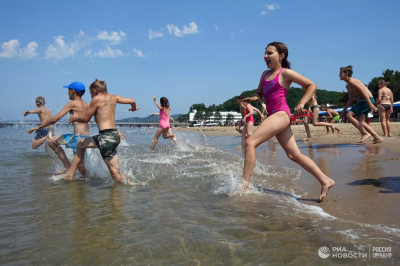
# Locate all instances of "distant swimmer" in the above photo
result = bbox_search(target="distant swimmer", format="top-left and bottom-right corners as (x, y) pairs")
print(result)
(301, 95), (340, 141)
(320, 104), (342, 135)
(24, 96), (54, 149)
(65, 79), (139, 184)
(149, 96), (178, 152)
(376, 80), (394, 137)
(228, 42), (334, 202)
(339, 66), (382, 144)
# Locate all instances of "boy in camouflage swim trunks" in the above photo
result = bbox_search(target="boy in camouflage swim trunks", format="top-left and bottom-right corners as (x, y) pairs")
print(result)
(25, 96), (54, 149)
(339, 65), (382, 144)
(64, 79), (139, 184)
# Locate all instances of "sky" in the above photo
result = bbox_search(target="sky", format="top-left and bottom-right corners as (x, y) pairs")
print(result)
(0, 0), (399, 121)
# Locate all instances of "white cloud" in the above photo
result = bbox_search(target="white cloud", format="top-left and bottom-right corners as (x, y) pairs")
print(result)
(214, 25), (218, 30)
(0, 39), (38, 59)
(166, 21), (198, 37)
(260, 10), (269, 16)
(84, 49), (92, 57)
(266, 3), (280, 10)
(44, 30), (89, 61)
(149, 29), (164, 40)
(94, 47), (126, 58)
(97, 30), (126, 45)
(133, 49), (149, 58)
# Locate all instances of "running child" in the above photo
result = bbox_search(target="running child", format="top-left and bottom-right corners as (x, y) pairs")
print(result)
(28, 82), (90, 175)
(339, 65), (382, 143)
(320, 104), (342, 135)
(24, 96), (54, 149)
(306, 94), (340, 137)
(149, 96), (178, 152)
(375, 80), (394, 137)
(64, 79), (139, 184)
(241, 99), (264, 138)
(228, 41), (335, 202)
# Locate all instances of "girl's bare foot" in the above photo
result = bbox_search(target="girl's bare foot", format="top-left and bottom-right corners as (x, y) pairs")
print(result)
(226, 181), (250, 197)
(173, 134), (177, 143)
(325, 131), (331, 135)
(357, 134), (371, 143)
(372, 137), (383, 144)
(302, 138), (312, 142)
(55, 167), (68, 175)
(318, 179), (335, 203)
(149, 149), (154, 152)
(335, 127), (341, 134)
(63, 174), (73, 180)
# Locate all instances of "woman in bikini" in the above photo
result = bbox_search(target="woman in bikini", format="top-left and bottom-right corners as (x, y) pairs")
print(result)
(149, 96), (178, 151)
(228, 42), (334, 202)
(376, 80), (394, 137)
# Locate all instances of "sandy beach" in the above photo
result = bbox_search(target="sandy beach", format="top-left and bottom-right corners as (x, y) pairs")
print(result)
(176, 122), (400, 227)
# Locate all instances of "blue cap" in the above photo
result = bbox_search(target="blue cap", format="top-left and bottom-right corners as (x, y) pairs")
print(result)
(63, 82), (85, 95)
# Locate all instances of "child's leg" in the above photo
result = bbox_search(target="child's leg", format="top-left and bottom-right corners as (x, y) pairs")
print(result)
(48, 135), (71, 173)
(246, 122), (254, 137)
(358, 114), (382, 143)
(32, 135), (49, 149)
(241, 123), (247, 157)
(150, 127), (164, 151)
(104, 155), (124, 183)
(162, 128), (176, 142)
(311, 108), (335, 130)
(64, 137), (97, 179)
(346, 111), (370, 142)
(302, 117), (312, 141)
(329, 119), (341, 134)
(276, 127), (334, 202)
(229, 112), (291, 196)
(378, 106), (387, 136)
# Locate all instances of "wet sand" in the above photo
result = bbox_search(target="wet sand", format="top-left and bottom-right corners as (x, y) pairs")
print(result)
(176, 122), (400, 227)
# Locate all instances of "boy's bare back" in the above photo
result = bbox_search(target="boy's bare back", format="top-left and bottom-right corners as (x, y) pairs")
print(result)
(91, 93), (118, 130)
(68, 99), (90, 135)
(37, 106), (52, 124)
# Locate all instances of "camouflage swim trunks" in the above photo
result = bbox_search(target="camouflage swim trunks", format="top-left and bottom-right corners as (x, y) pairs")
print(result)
(93, 129), (120, 160)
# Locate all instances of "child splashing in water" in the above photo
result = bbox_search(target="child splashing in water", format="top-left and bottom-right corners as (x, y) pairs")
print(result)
(149, 96), (178, 152)
(241, 99), (264, 138)
(228, 42), (335, 202)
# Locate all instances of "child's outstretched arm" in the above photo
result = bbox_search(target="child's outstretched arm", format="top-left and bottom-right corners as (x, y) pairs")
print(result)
(150, 113), (160, 116)
(24, 108), (40, 116)
(253, 107), (264, 118)
(284, 69), (317, 115)
(115, 95), (139, 112)
(153, 96), (163, 110)
(169, 117), (178, 124)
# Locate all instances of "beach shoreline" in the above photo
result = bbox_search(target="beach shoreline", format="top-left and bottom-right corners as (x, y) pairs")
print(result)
(176, 122), (400, 227)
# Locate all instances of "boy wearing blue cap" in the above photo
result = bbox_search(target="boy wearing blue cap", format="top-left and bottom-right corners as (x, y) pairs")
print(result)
(28, 82), (91, 174)
(65, 79), (139, 184)
(24, 96), (54, 149)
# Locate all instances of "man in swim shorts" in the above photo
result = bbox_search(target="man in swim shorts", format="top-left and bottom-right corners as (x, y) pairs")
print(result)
(28, 82), (91, 174)
(320, 104), (342, 134)
(25, 96), (55, 149)
(65, 79), (139, 184)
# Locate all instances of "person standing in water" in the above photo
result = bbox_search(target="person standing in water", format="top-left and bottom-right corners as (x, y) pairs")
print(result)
(241, 99), (264, 138)
(28, 82), (90, 175)
(65, 79), (139, 184)
(149, 96), (178, 152)
(24, 96), (54, 149)
(228, 42), (334, 202)
(339, 65), (383, 144)
(375, 80), (394, 137)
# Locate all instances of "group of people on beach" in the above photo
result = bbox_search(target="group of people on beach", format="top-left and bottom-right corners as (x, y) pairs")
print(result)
(24, 80), (178, 184)
(24, 41), (394, 203)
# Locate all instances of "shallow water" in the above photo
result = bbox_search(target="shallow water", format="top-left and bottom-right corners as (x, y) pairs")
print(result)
(0, 126), (399, 265)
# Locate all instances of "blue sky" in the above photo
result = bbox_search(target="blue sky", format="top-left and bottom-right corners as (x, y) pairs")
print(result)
(1, 0), (399, 120)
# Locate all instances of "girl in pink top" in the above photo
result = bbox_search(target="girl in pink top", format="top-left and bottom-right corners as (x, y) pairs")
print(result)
(228, 42), (334, 202)
(241, 99), (264, 139)
(149, 96), (178, 152)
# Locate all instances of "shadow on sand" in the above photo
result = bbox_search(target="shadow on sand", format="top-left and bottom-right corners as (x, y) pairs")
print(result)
(346, 176), (400, 193)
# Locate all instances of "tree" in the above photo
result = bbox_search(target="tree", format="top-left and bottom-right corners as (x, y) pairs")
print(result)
(194, 111), (203, 123)
(367, 69), (400, 100)
(178, 114), (189, 122)
(214, 111), (222, 124)
(204, 109), (213, 122)
(191, 104), (206, 113)
(226, 113), (234, 125)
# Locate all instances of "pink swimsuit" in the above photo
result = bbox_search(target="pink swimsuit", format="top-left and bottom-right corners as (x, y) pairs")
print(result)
(245, 108), (255, 124)
(262, 68), (291, 118)
(159, 107), (170, 129)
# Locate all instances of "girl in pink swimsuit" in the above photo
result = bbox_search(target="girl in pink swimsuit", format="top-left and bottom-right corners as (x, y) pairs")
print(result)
(149, 96), (178, 151)
(241, 99), (263, 139)
(228, 42), (335, 203)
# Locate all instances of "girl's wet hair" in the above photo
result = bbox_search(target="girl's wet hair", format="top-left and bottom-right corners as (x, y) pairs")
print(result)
(266, 42), (291, 69)
(340, 65), (353, 77)
(160, 97), (169, 108)
(36, 96), (45, 105)
(89, 79), (107, 92)
(378, 80), (389, 86)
